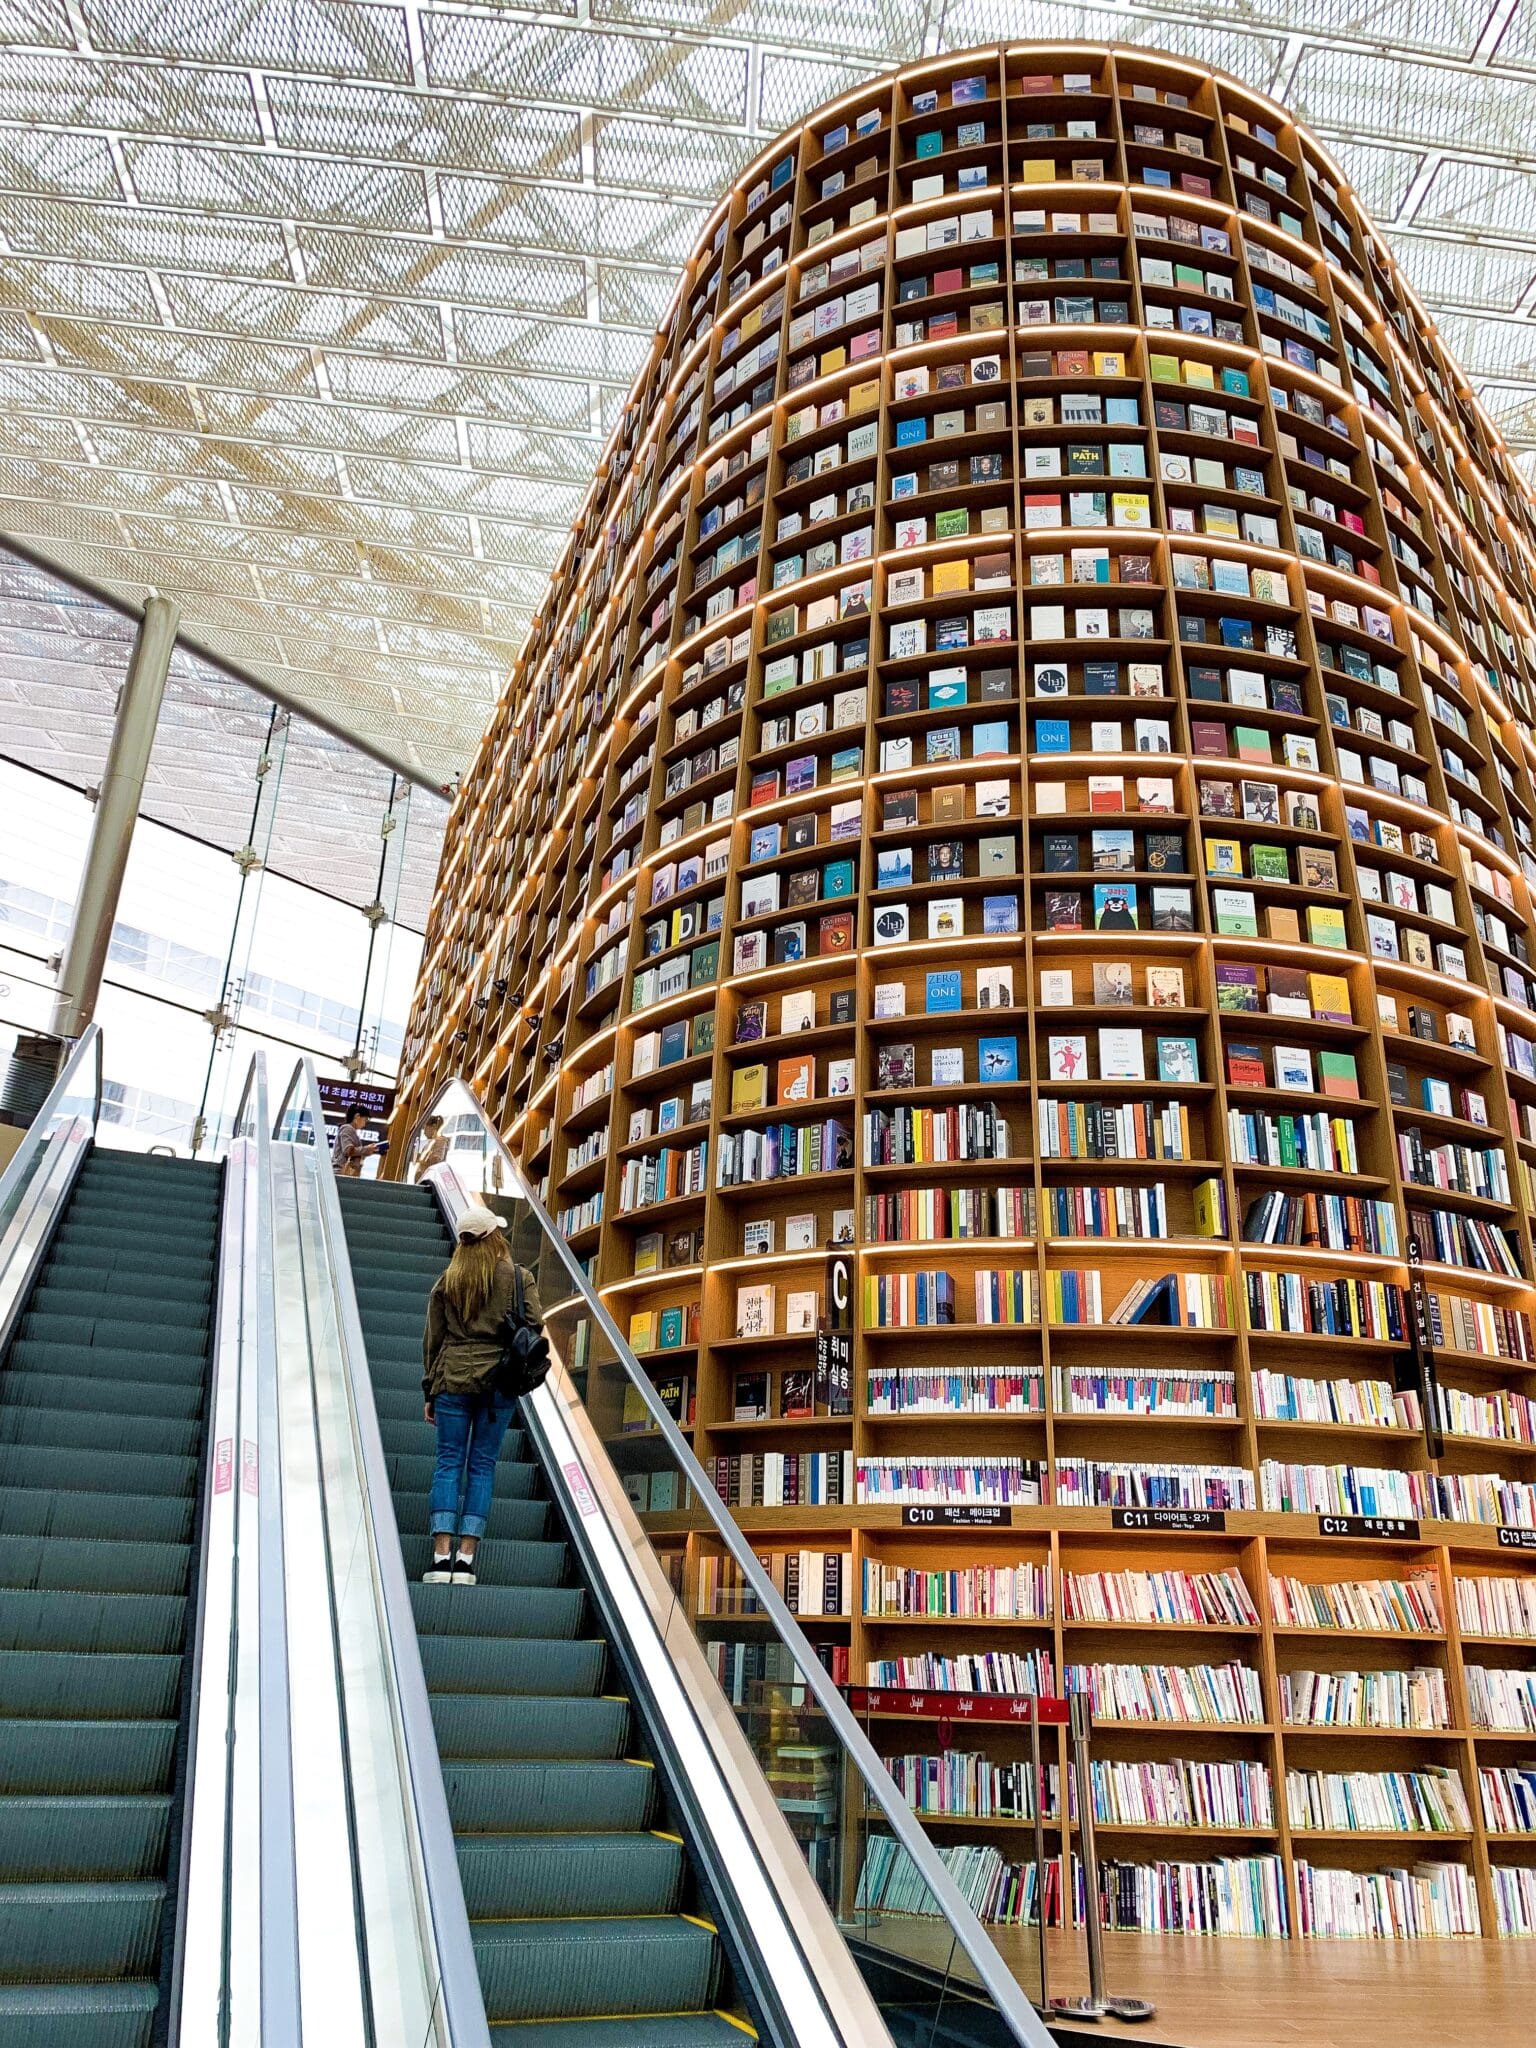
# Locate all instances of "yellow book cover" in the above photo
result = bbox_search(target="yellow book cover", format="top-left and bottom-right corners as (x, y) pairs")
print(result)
(819, 344), (847, 375)
(1021, 158), (1057, 183)
(850, 377), (881, 414)
(1204, 837), (1243, 876)
(731, 1062), (768, 1112)
(1306, 904), (1348, 948)
(1184, 359), (1216, 389)
(1093, 350), (1126, 375)
(931, 558), (972, 594)
(1111, 492), (1151, 529)
(628, 1311), (658, 1353)
(741, 304), (762, 340)
(1307, 971), (1351, 1022)
(1192, 1176), (1226, 1237)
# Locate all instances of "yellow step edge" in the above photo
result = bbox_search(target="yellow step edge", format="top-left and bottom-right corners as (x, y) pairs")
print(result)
(717, 2013), (760, 2038)
(651, 1829), (685, 1844)
(681, 1911), (718, 1934)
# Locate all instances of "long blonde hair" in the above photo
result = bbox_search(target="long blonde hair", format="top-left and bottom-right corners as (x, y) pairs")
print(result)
(442, 1228), (509, 1323)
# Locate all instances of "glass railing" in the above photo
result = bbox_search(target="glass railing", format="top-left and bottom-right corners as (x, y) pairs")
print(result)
(174, 1051), (303, 2048)
(409, 1078), (1057, 2048)
(0, 1022), (99, 1349)
(273, 1058), (488, 2048)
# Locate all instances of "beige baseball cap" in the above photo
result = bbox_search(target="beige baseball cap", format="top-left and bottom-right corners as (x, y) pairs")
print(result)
(457, 1203), (509, 1240)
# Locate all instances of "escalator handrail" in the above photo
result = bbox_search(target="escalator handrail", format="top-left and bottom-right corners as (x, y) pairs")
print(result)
(405, 1078), (1056, 2048)
(171, 1050), (303, 2047)
(280, 1056), (492, 2048)
(0, 1021), (101, 1352)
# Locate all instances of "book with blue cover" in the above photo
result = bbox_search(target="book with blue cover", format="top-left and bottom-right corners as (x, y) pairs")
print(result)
(978, 1035), (1020, 1083)
(1034, 718), (1070, 754)
(925, 970), (963, 1013)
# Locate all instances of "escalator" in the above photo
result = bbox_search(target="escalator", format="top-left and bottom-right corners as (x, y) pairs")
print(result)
(335, 1174), (750, 2045)
(0, 1147), (220, 2048)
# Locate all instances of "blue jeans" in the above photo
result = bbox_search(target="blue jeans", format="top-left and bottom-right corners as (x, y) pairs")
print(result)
(428, 1391), (517, 1540)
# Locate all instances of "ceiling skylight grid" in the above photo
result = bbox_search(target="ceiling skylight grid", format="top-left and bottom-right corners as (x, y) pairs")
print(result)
(0, 0), (1530, 779)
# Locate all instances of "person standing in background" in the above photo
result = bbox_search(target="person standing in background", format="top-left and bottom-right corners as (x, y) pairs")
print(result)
(334, 1106), (384, 1178)
(414, 1114), (449, 1178)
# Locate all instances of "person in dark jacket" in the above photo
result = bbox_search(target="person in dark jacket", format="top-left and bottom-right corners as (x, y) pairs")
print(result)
(421, 1203), (544, 1585)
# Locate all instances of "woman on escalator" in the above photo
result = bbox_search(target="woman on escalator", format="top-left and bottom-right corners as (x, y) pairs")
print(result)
(420, 1204), (545, 1586)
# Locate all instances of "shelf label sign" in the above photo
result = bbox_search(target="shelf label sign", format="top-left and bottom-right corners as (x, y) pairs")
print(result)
(1111, 1507), (1226, 1532)
(1318, 1514), (1420, 1540)
(901, 1504), (1013, 1528)
(1497, 1526), (1536, 1550)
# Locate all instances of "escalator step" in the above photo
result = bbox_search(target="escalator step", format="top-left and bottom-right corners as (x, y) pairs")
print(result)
(0, 1978), (159, 2048)
(0, 1592), (186, 1657)
(0, 1446), (196, 1498)
(391, 1491), (545, 1543)
(0, 1651), (181, 1721)
(48, 1242), (214, 1287)
(0, 1489), (193, 1546)
(0, 1536), (190, 1599)
(410, 1583), (585, 1641)
(430, 1693), (629, 1763)
(419, 1635), (604, 1699)
(16, 1313), (205, 1360)
(0, 1371), (203, 1424)
(494, 2017), (752, 2046)
(387, 1454), (538, 1499)
(0, 1408), (198, 1458)
(0, 1797), (171, 1883)
(0, 1719), (177, 1796)
(398, 1536), (568, 1587)
(442, 1760), (655, 1836)
(4, 1341), (208, 1389)
(0, 1882), (164, 1984)
(22, 1290), (207, 1335)
(31, 1267), (209, 1308)
(458, 1832), (684, 1920)
(472, 1916), (721, 2025)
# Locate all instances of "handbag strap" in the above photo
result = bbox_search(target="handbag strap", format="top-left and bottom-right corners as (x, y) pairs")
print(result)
(511, 1260), (525, 1327)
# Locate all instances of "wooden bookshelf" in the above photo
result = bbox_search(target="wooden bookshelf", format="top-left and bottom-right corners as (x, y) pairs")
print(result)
(394, 44), (1536, 1948)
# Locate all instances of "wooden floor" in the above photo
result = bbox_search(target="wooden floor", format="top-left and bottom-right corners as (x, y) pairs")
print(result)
(1029, 1926), (1536, 2048)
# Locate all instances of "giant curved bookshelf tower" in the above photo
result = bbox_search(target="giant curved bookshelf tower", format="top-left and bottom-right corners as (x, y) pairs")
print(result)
(400, 44), (1536, 1948)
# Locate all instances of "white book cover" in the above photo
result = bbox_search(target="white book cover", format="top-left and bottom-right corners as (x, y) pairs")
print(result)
(1097, 1027), (1145, 1081)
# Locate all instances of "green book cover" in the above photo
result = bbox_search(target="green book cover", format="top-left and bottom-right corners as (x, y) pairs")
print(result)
(1248, 843), (1290, 881)
(1232, 724), (1274, 762)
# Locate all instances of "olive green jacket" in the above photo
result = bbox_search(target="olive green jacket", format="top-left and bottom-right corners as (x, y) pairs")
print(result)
(421, 1257), (545, 1399)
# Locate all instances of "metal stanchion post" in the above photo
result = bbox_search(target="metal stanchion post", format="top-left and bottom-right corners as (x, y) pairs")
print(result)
(1050, 1691), (1156, 2025)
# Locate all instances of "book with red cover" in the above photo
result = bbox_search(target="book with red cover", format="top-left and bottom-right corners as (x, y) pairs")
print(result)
(1225, 1043), (1265, 1087)
(818, 910), (854, 953)
(1190, 720), (1227, 757)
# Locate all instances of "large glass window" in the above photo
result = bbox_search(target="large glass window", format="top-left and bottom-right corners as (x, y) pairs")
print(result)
(0, 555), (445, 1156)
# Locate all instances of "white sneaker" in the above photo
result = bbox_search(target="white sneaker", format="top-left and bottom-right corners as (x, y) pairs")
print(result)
(452, 1554), (478, 1586)
(423, 1555), (455, 1584)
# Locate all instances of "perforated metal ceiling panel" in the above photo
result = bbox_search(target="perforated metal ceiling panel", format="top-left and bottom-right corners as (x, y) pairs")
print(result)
(0, 1), (1531, 780)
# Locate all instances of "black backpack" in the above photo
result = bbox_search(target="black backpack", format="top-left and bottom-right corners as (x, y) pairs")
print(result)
(492, 1264), (551, 1400)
